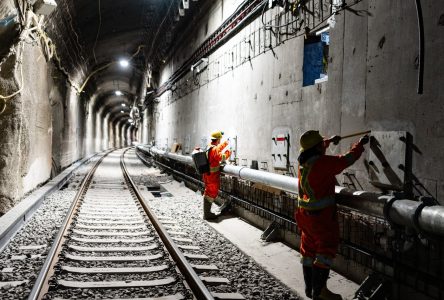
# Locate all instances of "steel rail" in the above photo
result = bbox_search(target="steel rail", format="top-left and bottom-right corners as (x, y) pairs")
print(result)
(121, 148), (215, 300)
(28, 150), (114, 300)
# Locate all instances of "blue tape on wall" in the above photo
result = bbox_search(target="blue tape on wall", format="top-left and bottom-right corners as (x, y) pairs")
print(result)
(303, 41), (323, 87)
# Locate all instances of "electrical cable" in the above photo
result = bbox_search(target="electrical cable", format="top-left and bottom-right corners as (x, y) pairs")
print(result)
(63, 1), (87, 67)
(77, 45), (145, 94)
(0, 99), (6, 114)
(92, 0), (102, 64)
(414, 0), (424, 94)
(0, 18), (26, 102)
(0, 9), (83, 109)
(261, 0), (299, 30)
(261, 0), (365, 33)
(147, 0), (175, 60)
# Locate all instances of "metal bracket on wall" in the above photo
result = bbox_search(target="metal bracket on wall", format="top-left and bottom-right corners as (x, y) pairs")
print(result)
(261, 221), (281, 242)
(353, 273), (389, 300)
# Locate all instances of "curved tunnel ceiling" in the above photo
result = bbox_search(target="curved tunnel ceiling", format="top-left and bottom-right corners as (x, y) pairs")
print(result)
(47, 0), (204, 122)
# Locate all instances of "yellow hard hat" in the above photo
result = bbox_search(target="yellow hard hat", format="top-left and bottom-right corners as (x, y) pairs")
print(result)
(299, 130), (323, 152)
(210, 130), (224, 140)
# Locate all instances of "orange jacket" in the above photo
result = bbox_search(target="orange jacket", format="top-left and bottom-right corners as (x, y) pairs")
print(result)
(208, 140), (231, 172)
(203, 141), (231, 198)
(297, 142), (364, 210)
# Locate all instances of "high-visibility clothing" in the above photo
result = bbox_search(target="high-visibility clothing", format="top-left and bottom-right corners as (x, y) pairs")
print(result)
(296, 141), (364, 267)
(296, 206), (339, 267)
(297, 142), (364, 210)
(203, 140), (231, 199)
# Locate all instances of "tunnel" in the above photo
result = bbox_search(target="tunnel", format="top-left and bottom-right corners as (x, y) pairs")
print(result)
(0, 0), (443, 299)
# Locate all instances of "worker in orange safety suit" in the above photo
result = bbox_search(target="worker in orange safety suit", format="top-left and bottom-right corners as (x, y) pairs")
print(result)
(202, 130), (231, 220)
(296, 130), (369, 300)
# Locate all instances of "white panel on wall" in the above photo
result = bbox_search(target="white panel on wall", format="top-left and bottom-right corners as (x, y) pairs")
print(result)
(271, 127), (291, 170)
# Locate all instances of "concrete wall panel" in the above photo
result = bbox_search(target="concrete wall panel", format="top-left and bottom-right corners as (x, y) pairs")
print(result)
(152, 0), (444, 202)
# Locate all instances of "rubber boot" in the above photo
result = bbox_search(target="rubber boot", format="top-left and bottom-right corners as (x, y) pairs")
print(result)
(302, 266), (313, 298)
(312, 267), (342, 300)
(203, 196), (217, 220)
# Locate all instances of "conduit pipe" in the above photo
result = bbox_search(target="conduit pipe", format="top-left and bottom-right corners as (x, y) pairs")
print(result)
(146, 147), (444, 236)
(149, 147), (297, 193)
(222, 164), (297, 194)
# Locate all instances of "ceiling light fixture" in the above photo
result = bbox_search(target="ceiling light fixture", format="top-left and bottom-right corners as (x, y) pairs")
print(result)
(120, 110), (124, 113)
(121, 103), (126, 107)
(115, 90), (123, 96)
(119, 59), (129, 68)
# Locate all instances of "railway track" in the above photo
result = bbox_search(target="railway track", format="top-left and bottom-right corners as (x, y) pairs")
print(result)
(28, 149), (244, 300)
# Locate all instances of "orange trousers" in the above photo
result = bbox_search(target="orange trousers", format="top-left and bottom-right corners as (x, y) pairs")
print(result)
(295, 205), (339, 267)
(203, 172), (220, 199)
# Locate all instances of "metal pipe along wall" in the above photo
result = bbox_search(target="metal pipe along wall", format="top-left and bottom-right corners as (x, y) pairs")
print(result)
(145, 146), (444, 237)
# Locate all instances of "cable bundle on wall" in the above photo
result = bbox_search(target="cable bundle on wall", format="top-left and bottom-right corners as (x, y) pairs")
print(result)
(0, 9), (83, 115)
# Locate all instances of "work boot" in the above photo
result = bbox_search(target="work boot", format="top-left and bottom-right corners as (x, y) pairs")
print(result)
(302, 266), (313, 298)
(312, 267), (342, 300)
(203, 196), (217, 220)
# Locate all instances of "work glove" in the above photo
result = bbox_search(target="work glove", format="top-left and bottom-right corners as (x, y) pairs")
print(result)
(329, 135), (342, 145)
(359, 135), (370, 145)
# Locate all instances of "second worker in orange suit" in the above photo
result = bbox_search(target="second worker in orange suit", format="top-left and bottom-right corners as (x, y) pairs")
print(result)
(296, 130), (369, 300)
(202, 130), (231, 220)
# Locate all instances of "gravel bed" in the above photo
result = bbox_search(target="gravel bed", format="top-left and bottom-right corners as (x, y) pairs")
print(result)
(57, 269), (176, 282)
(48, 283), (191, 300)
(125, 149), (299, 300)
(65, 249), (163, 257)
(0, 190), (77, 299)
(0, 155), (103, 299)
(61, 259), (162, 269)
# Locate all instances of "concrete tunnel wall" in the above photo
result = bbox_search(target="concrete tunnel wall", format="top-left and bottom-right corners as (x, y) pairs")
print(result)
(1, 0), (443, 215)
(147, 0), (444, 203)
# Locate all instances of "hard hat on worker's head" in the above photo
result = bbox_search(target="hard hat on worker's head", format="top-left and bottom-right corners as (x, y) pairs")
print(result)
(299, 130), (323, 152)
(210, 130), (224, 140)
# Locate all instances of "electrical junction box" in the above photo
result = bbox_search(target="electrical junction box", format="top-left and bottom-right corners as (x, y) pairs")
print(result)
(271, 127), (291, 170)
(34, 0), (57, 16)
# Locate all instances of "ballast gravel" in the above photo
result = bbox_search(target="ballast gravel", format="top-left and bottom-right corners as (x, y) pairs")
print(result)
(0, 157), (99, 300)
(0, 190), (77, 299)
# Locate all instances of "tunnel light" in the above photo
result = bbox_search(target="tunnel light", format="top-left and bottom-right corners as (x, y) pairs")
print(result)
(121, 103), (126, 107)
(119, 59), (129, 68)
(115, 90), (123, 96)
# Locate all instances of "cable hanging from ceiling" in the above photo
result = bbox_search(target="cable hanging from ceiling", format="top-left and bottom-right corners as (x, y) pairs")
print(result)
(0, 5), (90, 114)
